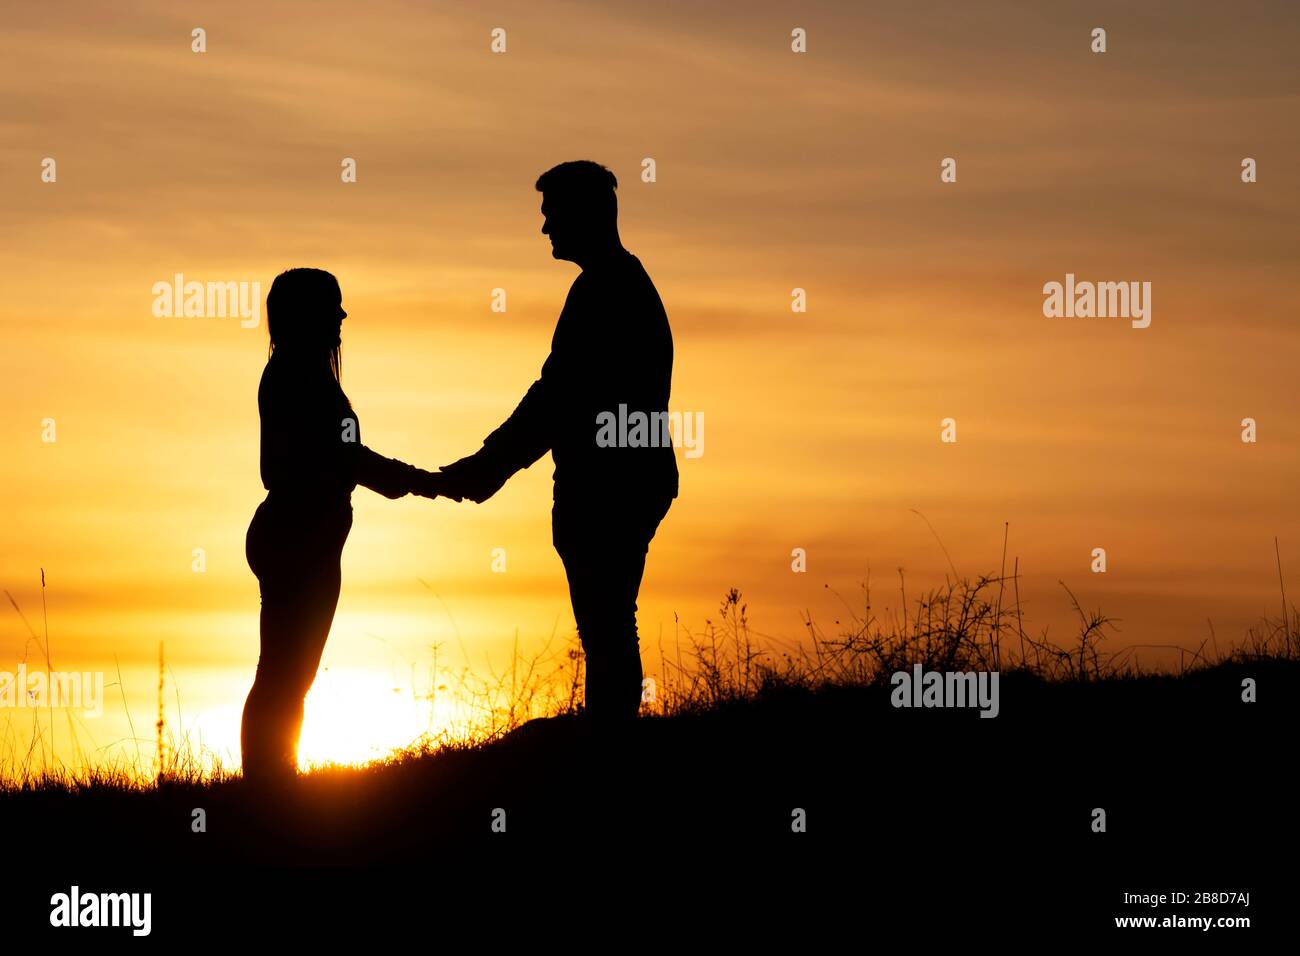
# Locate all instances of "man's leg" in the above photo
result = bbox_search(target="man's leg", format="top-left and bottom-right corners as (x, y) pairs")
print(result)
(554, 499), (669, 724)
(555, 535), (646, 723)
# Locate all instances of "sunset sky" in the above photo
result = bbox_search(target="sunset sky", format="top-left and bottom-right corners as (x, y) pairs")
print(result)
(2, 1), (1297, 776)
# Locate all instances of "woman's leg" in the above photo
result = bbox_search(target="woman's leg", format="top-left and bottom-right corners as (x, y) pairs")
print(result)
(242, 509), (346, 782)
(241, 576), (341, 780)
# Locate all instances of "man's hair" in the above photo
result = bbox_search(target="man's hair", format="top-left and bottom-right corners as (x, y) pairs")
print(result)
(535, 160), (618, 221)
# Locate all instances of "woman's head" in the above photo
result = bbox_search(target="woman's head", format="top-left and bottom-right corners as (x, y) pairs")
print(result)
(266, 268), (346, 379)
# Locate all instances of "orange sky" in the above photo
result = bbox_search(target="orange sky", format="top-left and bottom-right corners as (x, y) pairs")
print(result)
(2, 1), (1298, 776)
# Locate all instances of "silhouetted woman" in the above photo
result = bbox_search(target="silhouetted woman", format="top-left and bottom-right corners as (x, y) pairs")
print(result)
(242, 268), (437, 782)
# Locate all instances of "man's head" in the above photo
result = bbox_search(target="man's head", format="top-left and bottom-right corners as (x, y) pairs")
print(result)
(536, 160), (620, 265)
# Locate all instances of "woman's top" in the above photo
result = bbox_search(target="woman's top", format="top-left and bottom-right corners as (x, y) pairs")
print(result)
(257, 349), (420, 511)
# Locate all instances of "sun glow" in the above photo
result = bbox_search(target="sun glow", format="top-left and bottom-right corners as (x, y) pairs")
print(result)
(295, 666), (481, 770)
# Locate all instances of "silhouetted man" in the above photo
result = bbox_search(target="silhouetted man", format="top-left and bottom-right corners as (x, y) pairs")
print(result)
(437, 160), (678, 725)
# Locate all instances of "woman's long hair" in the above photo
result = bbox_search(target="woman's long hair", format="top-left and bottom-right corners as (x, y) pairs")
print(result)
(265, 268), (343, 383)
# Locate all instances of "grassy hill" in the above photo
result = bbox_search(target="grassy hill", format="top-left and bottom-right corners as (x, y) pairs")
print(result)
(2, 578), (1292, 939)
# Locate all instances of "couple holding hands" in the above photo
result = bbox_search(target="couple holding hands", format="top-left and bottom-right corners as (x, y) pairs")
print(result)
(241, 161), (678, 781)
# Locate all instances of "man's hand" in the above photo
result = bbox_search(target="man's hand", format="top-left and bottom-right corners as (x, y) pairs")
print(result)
(438, 451), (512, 503)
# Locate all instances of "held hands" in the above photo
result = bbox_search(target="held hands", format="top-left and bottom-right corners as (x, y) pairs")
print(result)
(408, 467), (449, 501)
(402, 451), (512, 503)
(435, 451), (512, 504)
(370, 458), (507, 502)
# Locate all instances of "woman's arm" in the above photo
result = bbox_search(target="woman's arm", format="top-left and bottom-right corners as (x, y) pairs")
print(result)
(354, 446), (442, 499)
(261, 356), (440, 500)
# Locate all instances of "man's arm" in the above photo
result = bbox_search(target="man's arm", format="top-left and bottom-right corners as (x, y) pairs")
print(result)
(439, 346), (564, 502)
(483, 348), (559, 467)
(441, 276), (585, 503)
